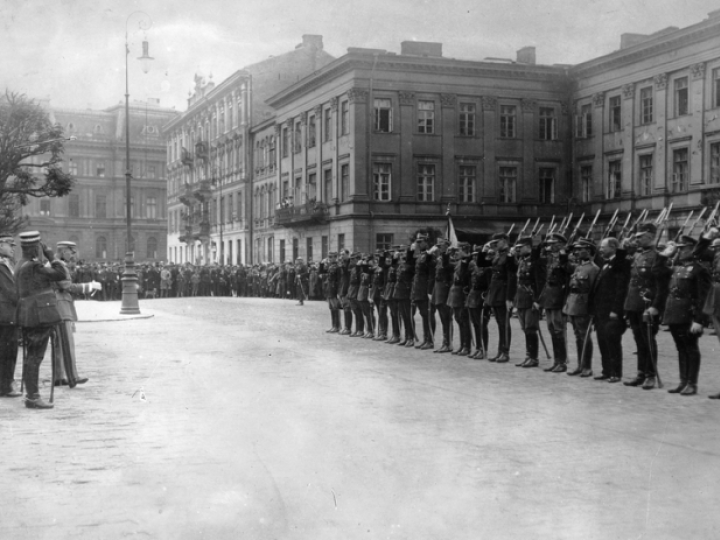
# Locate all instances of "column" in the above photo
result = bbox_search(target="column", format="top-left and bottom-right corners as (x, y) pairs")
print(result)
(481, 96), (497, 201)
(653, 73), (669, 192)
(398, 91), (416, 202)
(690, 62), (706, 185)
(621, 83), (635, 196)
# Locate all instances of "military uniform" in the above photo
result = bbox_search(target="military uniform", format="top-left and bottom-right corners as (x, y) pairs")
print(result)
(357, 258), (374, 337)
(393, 249), (415, 346)
(431, 249), (454, 353)
(484, 240), (517, 362)
(411, 239), (435, 348)
(447, 250), (471, 356)
(514, 241), (546, 368)
(467, 251), (492, 359)
(319, 254), (342, 332)
(0, 237), (20, 398)
(295, 259), (309, 305)
(338, 255), (353, 334)
(538, 234), (572, 372)
(370, 255), (388, 340)
(382, 253), (401, 343)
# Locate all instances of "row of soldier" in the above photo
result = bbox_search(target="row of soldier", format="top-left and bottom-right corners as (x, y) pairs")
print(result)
(317, 209), (720, 398)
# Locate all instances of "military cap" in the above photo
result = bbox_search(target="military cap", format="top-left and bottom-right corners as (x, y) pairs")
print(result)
(435, 237), (450, 245)
(0, 236), (16, 246)
(710, 238), (720, 248)
(572, 238), (596, 251)
(545, 232), (567, 244)
(636, 222), (657, 235)
(57, 240), (77, 248)
(416, 233), (429, 241)
(19, 231), (41, 246)
(675, 235), (698, 247)
(328, 251), (338, 256)
(516, 236), (532, 247)
(492, 232), (509, 241)
(296, 257), (303, 261)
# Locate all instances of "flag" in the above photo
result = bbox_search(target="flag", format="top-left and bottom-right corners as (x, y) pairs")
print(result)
(447, 216), (458, 248)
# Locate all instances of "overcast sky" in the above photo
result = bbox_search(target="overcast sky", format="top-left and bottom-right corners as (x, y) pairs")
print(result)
(1, 0), (718, 112)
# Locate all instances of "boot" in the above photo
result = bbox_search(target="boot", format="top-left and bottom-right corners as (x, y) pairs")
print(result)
(681, 384), (697, 396)
(435, 341), (452, 354)
(551, 364), (567, 373)
(623, 375), (645, 387)
(25, 397), (54, 409)
(516, 358), (531, 367)
(495, 353), (509, 363)
(567, 366), (583, 376)
(404, 339), (415, 348)
(471, 350), (485, 360)
(642, 376), (657, 390)
(386, 335), (400, 345)
(0, 380), (21, 398)
(668, 381), (687, 394)
(522, 359), (539, 368)
(543, 363), (559, 372)
(457, 348), (470, 357)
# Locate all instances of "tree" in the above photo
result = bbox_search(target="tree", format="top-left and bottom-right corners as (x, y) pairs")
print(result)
(0, 90), (75, 234)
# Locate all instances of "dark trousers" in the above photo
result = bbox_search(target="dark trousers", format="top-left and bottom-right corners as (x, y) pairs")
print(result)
(360, 300), (374, 334)
(375, 300), (388, 336)
(570, 314), (593, 370)
(453, 307), (471, 350)
(413, 299), (432, 344)
(22, 326), (54, 398)
(0, 325), (18, 390)
(468, 306), (490, 353)
(669, 324), (701, 385)
(545, 309), (567, 363)
(627, 311), (659, 377)
(435, 304), (454, 346)
(595, 316), (625, 377)
(398, 299), (414, 341)
(341, 295), (353, 331)
(387, 299), (400, 338)
(349, 298), (364, 333)
(517, 307), (540, 360)
(491, 304), (512, 354)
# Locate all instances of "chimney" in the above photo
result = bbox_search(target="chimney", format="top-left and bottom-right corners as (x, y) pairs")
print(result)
(301, 35), (324, 50)
(709, 8), (720, 19)
(400, 41), (442, 57)
(516, 46), (536, 65)
(620, 33), (649, 49)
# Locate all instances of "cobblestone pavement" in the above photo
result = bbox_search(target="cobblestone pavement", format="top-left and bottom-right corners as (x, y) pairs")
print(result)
(2, 297), (720, 540)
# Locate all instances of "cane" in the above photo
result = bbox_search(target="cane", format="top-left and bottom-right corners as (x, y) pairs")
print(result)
(537, 318), (552, 360)
(579, 315), (594, 371)
(505, 305), (513, 355)
(647, 319), (663, 388)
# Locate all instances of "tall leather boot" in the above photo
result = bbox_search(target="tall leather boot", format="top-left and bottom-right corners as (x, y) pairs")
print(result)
(453, 324), (465, 355)
(340, 310), (352, 335)
(522, 333), (539, 368)
(550, 337), (568, 372)
(24, 361), (52, 409)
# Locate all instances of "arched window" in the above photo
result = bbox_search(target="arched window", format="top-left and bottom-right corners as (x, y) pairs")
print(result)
(94, 124), (103, 134)
(96, 236), (107, 259)
(147, 237), (157, 259)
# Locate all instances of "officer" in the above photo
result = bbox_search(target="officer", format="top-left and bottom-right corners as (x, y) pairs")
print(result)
(411, 233), (435, 350)
(295, 257), (309, 306)
(0, 236), (20, 398)
(383, 248), (401, 344)
(661, 236), (711, 396)
(346, 252), (365, 337)
(698, 232), (720, 398)
(357, 254), (375, 338)
(622, 223), (671, 390)
(514, 235), (546, 368)
(538, 232), (572, 372)
(338, 250), (353, 335)
(447, 243), (472, 356)
(370, 250), (388, 341)
(467, 243), (492, 359)
(394, 246), (415, 347)
(430, 238), (453, 353)
(484, 232), (517, 363)
(563, 237), (599, 377)
(15, 232), (67, 409)
(589, 237), (630, 383)
(319, 252), (341, 332)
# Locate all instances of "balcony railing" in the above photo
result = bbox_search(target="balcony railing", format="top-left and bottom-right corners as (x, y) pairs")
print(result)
(178, 183), (194, 206)
(275, 201), (329, 227)
(193, 180), (212, 202)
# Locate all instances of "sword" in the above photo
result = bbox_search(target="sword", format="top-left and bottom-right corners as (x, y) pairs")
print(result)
(578, 315), (594, 373)
(537, 311), (551, 360)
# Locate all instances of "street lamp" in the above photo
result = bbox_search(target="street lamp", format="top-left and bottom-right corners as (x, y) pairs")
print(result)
(120, 11), (153, 315)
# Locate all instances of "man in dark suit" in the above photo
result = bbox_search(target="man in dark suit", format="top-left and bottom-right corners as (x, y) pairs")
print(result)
(589, 237), (631, 383)
(0, 236), (21, 398)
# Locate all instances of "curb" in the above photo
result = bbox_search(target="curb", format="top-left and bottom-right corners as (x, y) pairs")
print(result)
(78, 314), (155, 323)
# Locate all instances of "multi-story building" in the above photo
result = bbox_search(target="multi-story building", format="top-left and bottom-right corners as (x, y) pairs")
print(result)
(570, 10), (720, 235)
(164, 35), (334, 266)
(25, 99), (178, 262)
(261, 41), (571, 260)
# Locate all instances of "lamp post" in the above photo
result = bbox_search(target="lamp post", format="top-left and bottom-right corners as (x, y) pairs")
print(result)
(120, 11), (153, 315)
(212, 165), (224, 264)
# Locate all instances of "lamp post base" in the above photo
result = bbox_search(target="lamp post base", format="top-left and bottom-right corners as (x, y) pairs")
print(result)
(120, 251), (141, 315)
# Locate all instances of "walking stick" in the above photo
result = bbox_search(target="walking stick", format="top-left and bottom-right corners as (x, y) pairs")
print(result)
(647, 318), (663, 388)
(537, 316), (552, 360)
(579, 315), (594, 371)
(505, 305), (512, 356)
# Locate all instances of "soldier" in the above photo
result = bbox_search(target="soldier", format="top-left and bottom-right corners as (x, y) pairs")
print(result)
(484, 232), (517, 363)
(467, 243), (492, 359)
(15, 232), (66, 409)
(357, 254), (374, 337)
(622, 223), (671, 390)
(319, 252), (341, 332)
(661, 236), (711, 396)
(563, 238), (600, 377)
(411, 233), (435, 350)
(0, 236), (21, 398)
(589, 237), (631, 383)
(698, 231), (720, 398)
(338, 250), (353, 335)
(53, 241), (101, 387)
(383, 249), (401, 344)
(538, 232), (572, 372)
(346, 252), (364, 336)
(295, 257), (309, 306)
(394, 247), (415, 347)
(370, 250), (388, 341)
(430, 239), (454, 353)
(513, 235), (546, 368)
(447, 243), (472, 356)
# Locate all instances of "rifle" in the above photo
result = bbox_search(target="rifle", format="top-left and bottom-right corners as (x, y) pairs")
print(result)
(560, 212), (574, 236)
(616, 212), (633, 241)
(547, 215), (556, 235)
(655, 205), (673, 247)
(529, 217), (541, 236)
(512, 219), (531, 246)
(674, 210), (695, 242)
(507, 223), (516, 238)
(601, 208), (620, 239)
(585, 209), (602, 239)
(566, 213), (585, 245)
(687, 207), (707, 237)
(704, 200), (720, 231)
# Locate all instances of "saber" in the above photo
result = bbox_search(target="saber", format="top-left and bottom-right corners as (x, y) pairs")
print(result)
(647, 318), (663, 389)
(577, 315), (594, 374)
(537, 315), (551, 360)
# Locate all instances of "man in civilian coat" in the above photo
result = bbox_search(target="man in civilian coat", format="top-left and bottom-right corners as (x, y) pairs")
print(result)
(589, 237), (631, 383)
(484, 232), (518, 363)
(0, 236), (21, 398)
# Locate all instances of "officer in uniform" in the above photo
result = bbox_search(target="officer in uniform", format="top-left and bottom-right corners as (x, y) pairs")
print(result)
(430, 239), (453, 353)
(484, 232), (517, 363)
(319, 252), (341, 333)
(589, 237), (630, 383)
(411, 233), (435, 350)
(447, 243), (472, 356)
(661, 236), (711, 396)
(538, 232), (572, 373)
(0, 236), (21, 398)
(514, 235), (546, 368)
(467, 243), (493, 359)
(622, 223), (671, 389)
(394, 247), (415, 347)
(370, 251), (388, 341)
(15, 232), (67, 409)
(338, 250), (353, 335)
(357, 254), (375, 338)
(383, 249), (401, 344)
(295, 257), (309, 305)
(563, 238), (599, 377)
(347, 252), (365, 336)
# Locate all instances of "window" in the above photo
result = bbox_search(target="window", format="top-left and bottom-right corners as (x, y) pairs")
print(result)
(279, 239), (286, 263)
(69, 194), (80, 217)
(608, 160), (622, 199)
(340, 164), (350, 202)
(341, 101), (349, 135)
(374, 98), (392, 132)
(96, 236), (107, 259)
(293, 177), (302, 207)
(459, 103), (475, 136)
(308, 173), (317, 201)
(580, 165), (592, 202)
(500, 105), (517, 138)
(418, 101), (435, 134)
(539, 107), (557, 140)
(609, 96), (622, 132)
(324, 108), (332, 141)
(146, 197), (157, 219)
(458, 166), (475, 203)
(417, 164), (435, 201)
(337, 233), (345, 253)
(96, 195), (106, 218)
(376, 233), (393, 252)
(577, 104), (592, 138)
(539, 168), (555, 203)
(499, 167), (517, 203)
(373, 163), (391, 201)
(282, 127), (289, 157)
(147, 237), (157, 259)
(710, 142), (720, 184)
(323, 168), (332, 202)
(40, 199), (51, 216)
(148, 165), (156, 178)
(294, 122), (302, 154)
(640, 87), (653, 125)
(268, 136), (276, 165)
(292, 238), (299, 261)
(68, 160), (78, 175)
(672, 148), (688, 192)
(306, 237), (313, 262)
(96, 162), (106, 178)
(639, 154), (653, 196)
(268, 237), (274, 263)
(714, 69), (720, 108)
(675, 77), (689, 116)
(308, 115), (316, 147)
(321, 236), (328, 259)
(282, 179), (289, 200)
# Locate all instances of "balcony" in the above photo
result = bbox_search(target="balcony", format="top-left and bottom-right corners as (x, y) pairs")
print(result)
(191, 221), (211, 242)
(193, 180), (212, 202)
(275, 201), (329, 227)
(178, 183), (194, 206)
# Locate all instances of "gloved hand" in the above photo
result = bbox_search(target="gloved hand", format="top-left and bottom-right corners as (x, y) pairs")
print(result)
(660, 241), (677, 258)
(90, 281), (102, 291)
(41, 243), (54, 261)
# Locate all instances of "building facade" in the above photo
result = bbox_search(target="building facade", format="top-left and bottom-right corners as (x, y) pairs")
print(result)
(24, 100), (178, 262)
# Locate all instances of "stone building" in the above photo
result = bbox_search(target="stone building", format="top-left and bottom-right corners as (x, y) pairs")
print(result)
(25, 99), (178, 262)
